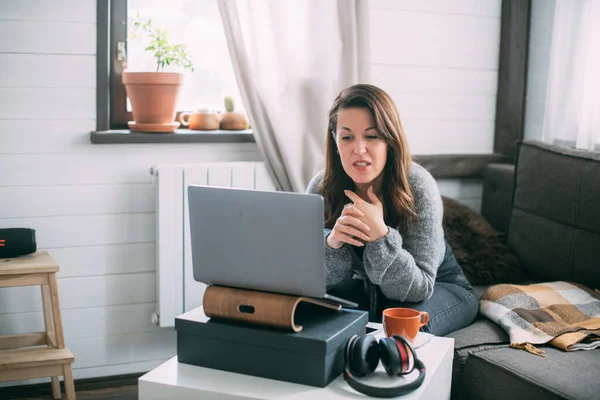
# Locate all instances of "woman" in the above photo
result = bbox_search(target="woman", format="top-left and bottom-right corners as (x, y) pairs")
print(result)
(306, 84), (478, 336)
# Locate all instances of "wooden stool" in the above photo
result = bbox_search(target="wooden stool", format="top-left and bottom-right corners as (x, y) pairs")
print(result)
(0, 251), (75, 399)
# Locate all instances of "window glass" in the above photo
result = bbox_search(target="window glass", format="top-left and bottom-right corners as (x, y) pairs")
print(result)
(128, 0), (244, 113)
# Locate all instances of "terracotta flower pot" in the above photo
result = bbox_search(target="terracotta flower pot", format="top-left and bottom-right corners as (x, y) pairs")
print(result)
(220, 112), (250, 130)
(122, 71), (184, 124)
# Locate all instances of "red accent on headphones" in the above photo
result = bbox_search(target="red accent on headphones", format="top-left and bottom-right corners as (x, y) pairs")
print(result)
(343, 333), (426, 398)
(395, 336), (409, 373)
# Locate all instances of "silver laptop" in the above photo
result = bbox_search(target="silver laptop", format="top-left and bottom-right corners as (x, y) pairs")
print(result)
(187, 185), (357, 308)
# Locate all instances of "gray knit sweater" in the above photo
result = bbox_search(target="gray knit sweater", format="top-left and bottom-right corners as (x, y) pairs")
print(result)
(306, 163), (445, 303)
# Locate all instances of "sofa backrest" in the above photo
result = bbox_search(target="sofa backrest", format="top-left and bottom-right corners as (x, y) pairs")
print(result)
(506, 140), (600, 288)
(481, 163), (515, 235)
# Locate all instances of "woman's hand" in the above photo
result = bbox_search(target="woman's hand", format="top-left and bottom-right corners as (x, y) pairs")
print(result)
(344, 186), (389, 242)
(326, 204), (372, 249)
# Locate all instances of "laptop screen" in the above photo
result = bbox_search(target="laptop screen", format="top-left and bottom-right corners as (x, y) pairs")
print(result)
(187, 185), (327, 298)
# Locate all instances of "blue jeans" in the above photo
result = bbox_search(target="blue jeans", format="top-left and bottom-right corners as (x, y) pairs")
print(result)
(328, 241), (479, 336)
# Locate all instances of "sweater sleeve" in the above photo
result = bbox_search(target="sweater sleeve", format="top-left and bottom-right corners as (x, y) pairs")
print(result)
(306, 170), (354, 288)
(362, 164), (445, 302)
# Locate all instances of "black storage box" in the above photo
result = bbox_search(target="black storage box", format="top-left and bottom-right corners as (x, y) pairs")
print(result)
(176, 305), (368, 387)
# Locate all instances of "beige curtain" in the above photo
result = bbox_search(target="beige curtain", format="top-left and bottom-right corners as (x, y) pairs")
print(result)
(217, 0), (369, 191)
(542, 0), (600, 151)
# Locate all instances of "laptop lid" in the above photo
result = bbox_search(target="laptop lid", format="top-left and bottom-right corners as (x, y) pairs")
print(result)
(187, 185), (327, 298)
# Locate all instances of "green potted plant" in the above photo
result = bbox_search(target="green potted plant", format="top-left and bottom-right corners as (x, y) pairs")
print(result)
(123, 16), (194, 132)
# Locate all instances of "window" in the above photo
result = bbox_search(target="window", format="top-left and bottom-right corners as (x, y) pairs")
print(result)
(100, 0), (243, 130)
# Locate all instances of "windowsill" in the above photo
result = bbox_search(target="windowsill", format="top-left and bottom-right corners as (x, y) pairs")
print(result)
(90, 129), (256, 144)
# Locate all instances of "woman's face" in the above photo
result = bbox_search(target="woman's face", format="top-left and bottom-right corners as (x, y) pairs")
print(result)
(335, 107), (388, 186)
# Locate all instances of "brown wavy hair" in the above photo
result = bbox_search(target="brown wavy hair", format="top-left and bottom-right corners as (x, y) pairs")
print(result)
(316, 84), (416, 229)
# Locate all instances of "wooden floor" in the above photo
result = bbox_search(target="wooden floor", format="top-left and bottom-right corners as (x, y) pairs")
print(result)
(7, 385), (138, 400)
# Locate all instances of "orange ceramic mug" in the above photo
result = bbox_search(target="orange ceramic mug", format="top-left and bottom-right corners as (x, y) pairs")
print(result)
(382, 307), (429, 343)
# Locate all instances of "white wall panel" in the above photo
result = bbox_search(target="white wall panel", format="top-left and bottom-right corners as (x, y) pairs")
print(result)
(405, 120), (494, 154)
(0, 120), (96, 153)
(48, 244), (157, 278)
(371, 65), (497, 95)
(368, 3), (500, 157)
(64, 331), (175, 370)
(0, 0), (96, 23)
(0, 214), (155, 249)
(370, 0), (501, 17)
(0, 150), (263, 186)
(387, 93), (495, 121)
(370, 10), (500, 69)
(436, 179), (483, 199)
(436, 179), (483, 212)
(0, 184), (155, 218)
(0, 272), (156, 314)
(0, 88), (95, 120)
(0, 54), (95, 88)
(0, 21), (95, 54)
(458, 198), (482, 213)
(0, 303), (161, 339)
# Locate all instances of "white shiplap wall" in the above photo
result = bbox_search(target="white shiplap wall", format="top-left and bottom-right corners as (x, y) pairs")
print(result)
(0, 0), (262, 386)
(0, 0), (500, 387)
(524, 0), (556, 141)
(368, 0), (502, 211)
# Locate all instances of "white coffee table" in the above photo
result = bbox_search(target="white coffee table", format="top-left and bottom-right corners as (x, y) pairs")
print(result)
(138, 328), (454, 400)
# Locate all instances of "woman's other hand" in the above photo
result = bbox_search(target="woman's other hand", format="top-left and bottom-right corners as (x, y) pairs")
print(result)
(344, 186), (389, 241)
(326, 204), (372, 249)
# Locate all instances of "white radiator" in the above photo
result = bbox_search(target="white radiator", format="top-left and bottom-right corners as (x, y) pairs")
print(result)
(151, 162), (276, 328)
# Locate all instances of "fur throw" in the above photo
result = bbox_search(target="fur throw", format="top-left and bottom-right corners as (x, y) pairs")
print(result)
(441, 196), (527, 286)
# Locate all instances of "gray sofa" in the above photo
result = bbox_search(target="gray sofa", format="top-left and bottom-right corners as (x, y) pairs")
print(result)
(447, 140), (600, 400)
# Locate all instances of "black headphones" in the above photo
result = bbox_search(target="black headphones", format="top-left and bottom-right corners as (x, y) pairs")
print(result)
(343, 334), (426, 398)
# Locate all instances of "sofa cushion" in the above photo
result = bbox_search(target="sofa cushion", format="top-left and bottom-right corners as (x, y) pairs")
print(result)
(446, 317), (510, 399)
(448, 286), (508, 368)
(507, 141), (600, 289)
(462, 345), (600, 400)
(481, 163), (516, 235)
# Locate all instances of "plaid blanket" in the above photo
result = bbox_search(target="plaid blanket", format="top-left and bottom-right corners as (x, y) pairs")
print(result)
(480, 281), (600, 356)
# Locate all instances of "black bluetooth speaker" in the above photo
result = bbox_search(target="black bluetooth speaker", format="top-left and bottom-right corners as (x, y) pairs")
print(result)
(0, 228), (37, 258)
